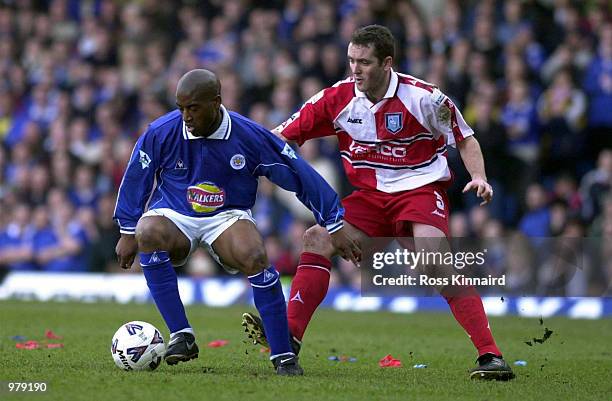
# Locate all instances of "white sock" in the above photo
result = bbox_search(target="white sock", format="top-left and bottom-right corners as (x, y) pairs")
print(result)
(170, 327), (194, 339)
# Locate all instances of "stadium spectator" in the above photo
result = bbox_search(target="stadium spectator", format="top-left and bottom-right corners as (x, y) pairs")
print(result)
(500, 51), (541, 101)
(445, 37), (471, 106)
(519, 183), (551, 238)
(501, 79), (540, 168)
(26, 163), (51, 206)
(461, 94), (509, 220)
(504, 232), (536, 295)
(267, 84), (297, 127)
(538, 218), (591, 296)
(87, 193), (121, 272)
(68, 165), (100, 209)
(0, 204), (35, 271)
(540, 32), (592, 84)
(580, 149), (612, 221)
(537, 68), (587, 176)
(497, 0), (528, 46)
(32, 200), (89, 272)
(551, 174), (581, 213)
(592, 195), (612, 294)
(449, 212), (470, 238)
(583, 22), (612, 156)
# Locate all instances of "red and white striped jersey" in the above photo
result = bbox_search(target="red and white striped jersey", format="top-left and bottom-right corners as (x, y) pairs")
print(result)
(277, 70), (474, 193)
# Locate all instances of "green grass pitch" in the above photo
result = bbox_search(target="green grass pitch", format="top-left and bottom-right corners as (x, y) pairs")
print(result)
(0, 300), (610, 401)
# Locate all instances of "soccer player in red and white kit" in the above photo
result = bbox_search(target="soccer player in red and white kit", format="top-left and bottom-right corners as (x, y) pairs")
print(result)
(243, 25), (514, 380)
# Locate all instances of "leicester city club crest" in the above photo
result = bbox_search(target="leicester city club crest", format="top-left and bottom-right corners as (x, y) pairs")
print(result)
(385, 112), (403, 134)
(230, 154), (246, 170)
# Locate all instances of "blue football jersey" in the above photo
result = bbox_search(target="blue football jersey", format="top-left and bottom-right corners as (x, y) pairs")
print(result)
(113, 105), (344, 235)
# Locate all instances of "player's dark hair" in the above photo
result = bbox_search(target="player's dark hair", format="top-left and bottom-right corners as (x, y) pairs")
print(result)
(350, 25), (395, 63)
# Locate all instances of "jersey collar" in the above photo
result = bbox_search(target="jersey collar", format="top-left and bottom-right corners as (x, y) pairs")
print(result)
(354, 69), (399, 100)
(182, 104), (232, 140)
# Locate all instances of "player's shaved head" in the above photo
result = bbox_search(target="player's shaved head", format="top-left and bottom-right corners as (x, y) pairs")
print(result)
(176, 69), (223, 137)
(176, 69), (221, 100)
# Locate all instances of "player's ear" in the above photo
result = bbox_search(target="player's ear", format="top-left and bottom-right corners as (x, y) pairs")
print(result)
(382, 56), (393, 71)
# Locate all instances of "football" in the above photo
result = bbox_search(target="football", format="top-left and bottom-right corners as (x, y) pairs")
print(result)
(111, 321), (165, 371)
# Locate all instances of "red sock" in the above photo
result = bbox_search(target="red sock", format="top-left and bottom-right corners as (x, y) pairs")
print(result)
(287, 252), (331, 340)
(443, 286), (501, 357)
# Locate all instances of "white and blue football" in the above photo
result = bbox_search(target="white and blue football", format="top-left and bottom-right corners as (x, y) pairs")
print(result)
(111, 321), (165, 371)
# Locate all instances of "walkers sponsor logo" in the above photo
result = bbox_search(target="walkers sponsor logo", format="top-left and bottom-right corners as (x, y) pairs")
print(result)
(187, 182), (226, 213)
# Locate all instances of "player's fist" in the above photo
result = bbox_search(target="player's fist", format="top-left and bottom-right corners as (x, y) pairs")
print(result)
(116, 234), (138, 269)
(330, 227), (362, 267)
(462, 177), (493, 206)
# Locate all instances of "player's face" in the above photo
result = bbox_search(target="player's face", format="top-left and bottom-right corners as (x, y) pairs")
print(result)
(347, 43), (392, 100)
(176, 91), (221, 137)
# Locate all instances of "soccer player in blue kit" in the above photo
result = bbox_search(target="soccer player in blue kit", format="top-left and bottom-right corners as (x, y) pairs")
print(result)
(114, 69), (361, 376)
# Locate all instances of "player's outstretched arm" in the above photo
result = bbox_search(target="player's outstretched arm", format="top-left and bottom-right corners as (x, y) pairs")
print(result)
(457, 136), (493, 206)
(271, 125), (291, 143)
(113, 129), (159, 268)
(252, 126), (362, 261)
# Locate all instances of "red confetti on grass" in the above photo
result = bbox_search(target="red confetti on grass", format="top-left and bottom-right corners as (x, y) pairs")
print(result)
(378, 354), (402, 368)
(16, 341), (40, 350)
(14, 330), (64, 350)
(45, 330), (63, 339)
(207, 340), (229, 348)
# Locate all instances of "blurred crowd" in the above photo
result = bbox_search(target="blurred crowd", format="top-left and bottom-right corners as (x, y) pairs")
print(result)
(0, 0), (610, 295)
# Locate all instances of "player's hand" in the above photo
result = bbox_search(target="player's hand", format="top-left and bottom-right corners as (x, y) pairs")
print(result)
(330, 227), (362, 267)
(116, 234), (138, 269)
(271, 126), (289, 142)
(463, 177), (493, 206)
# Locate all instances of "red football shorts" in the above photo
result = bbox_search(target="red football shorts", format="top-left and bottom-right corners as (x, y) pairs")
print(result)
(342, 181), (451, 238)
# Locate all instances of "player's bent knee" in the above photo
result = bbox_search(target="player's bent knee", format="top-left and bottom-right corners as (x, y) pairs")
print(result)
(236, 247), (269, 276)
(135, 218), (171, 250)
(303, 226), (334, 257)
